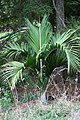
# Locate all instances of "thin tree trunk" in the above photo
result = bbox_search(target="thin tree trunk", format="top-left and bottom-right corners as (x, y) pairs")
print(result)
(53, 0), (65, 32)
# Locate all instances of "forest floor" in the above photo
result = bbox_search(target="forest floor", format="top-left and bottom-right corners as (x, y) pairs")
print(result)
(0, 93), (80, 120)
(1, 83), (80, 120)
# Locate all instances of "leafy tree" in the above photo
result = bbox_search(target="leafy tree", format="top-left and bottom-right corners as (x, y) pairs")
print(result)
(0, 0), (52, 31)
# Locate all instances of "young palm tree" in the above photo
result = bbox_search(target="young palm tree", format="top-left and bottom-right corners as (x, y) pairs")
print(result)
(0, 15), (80, 92)
(0, 15), (52, 89)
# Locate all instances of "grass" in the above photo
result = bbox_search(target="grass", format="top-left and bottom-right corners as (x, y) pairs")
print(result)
(0, 96), (80, 120)
(1, 81), (80, 120)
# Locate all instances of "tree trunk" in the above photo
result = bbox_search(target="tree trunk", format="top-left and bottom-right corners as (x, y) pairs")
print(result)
(53, 0), (65, 32)
(10, 87), (18, 106)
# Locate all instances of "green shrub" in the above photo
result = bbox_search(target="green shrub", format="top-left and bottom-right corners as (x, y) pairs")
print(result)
(0, 89), (13, 111)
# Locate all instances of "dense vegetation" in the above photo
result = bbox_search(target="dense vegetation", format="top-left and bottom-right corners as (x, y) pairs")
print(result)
(0, 0), (80, 119)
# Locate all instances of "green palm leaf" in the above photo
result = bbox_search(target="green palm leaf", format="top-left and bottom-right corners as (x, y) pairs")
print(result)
(0, 61), (25, 89)
(52, 29), (80, 72)
(3, 42), (28, 58)
(26, 15), (52, 59)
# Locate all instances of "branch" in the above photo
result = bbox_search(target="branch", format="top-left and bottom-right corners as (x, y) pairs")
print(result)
(52, 0), (66, 28)
(0, 27), (28, 41)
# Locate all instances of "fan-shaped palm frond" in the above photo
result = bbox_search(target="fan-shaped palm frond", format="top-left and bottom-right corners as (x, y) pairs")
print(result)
(0, 32), (12, 41)
(52, 29), (80, 72)
(3, 42), (28, 58)
(0, 28), (28, 42)
(26, 15), (52, 59)
(44, 49), (67, 76)
(0, 61), (25, 89)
